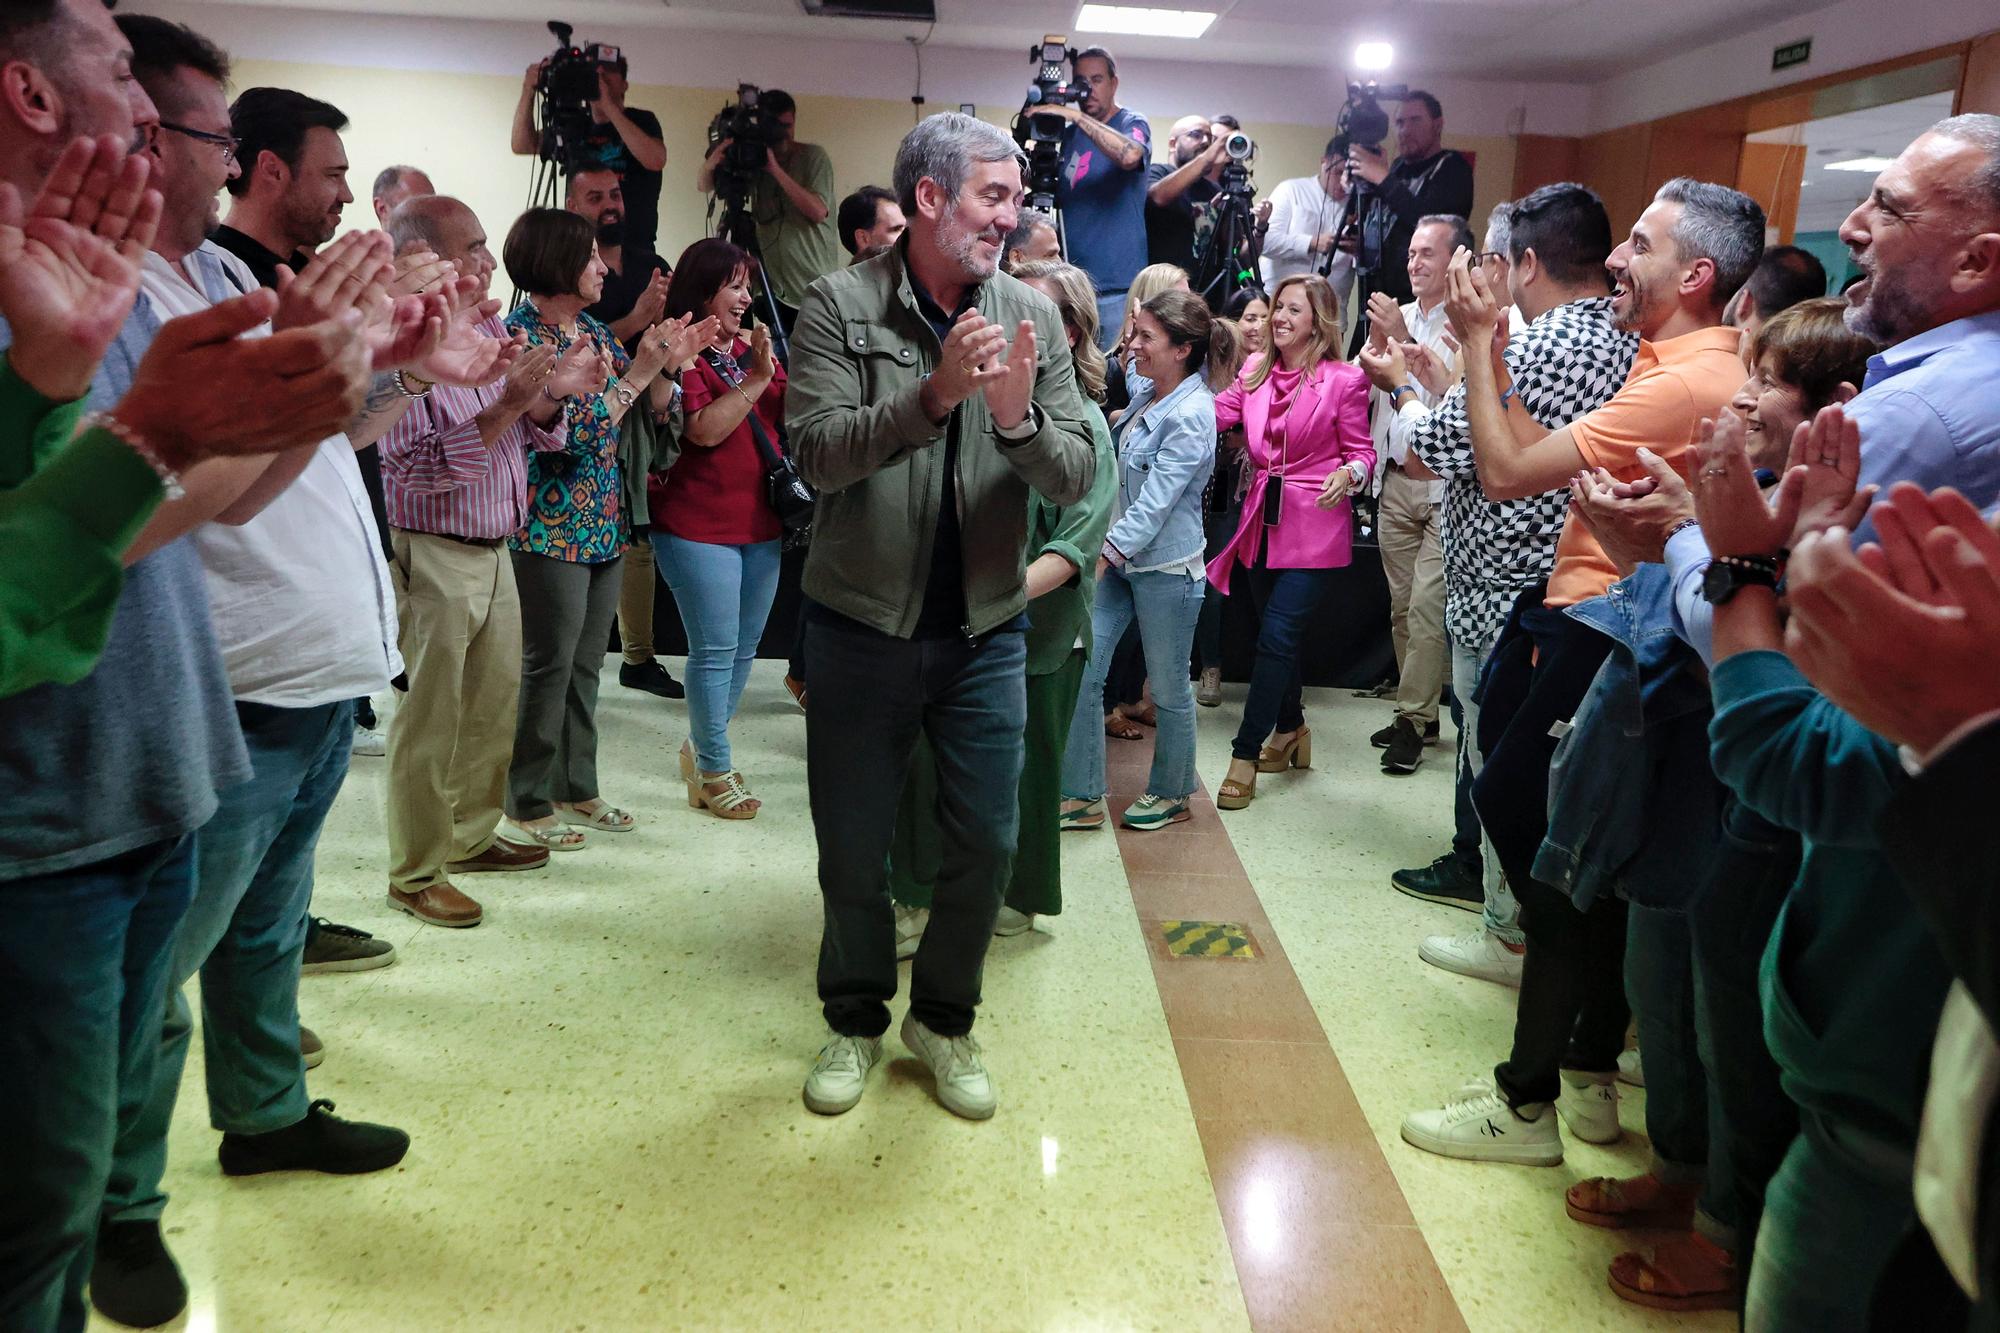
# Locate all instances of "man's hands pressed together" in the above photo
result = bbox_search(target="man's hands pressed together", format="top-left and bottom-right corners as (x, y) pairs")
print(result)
(920, 310), (1038, 431)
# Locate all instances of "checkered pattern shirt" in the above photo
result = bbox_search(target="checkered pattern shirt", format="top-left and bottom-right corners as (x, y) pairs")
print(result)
(1406, 296), (1639, 647)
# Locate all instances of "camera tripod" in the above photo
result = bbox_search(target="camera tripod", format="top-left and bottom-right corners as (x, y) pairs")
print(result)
(710, 189), (792, 369)
(1194, 184), (1262, 313)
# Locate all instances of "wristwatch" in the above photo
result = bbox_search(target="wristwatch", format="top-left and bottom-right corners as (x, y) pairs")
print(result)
(1701, 554), (1782, 605)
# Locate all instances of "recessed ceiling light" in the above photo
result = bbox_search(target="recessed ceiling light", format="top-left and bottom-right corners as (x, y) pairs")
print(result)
(1354, 42), (1393, 71)
(1075, 4), (1218, 38)
(1822, 156), (1895, 172)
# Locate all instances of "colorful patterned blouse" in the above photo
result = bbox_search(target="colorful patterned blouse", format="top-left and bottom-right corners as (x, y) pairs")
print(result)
(504, 303), (631, 564)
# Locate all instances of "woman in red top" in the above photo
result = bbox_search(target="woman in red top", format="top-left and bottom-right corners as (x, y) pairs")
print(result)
(649, 239), (786, 819)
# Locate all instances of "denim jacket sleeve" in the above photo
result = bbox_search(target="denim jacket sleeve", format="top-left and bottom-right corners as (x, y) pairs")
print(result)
(1709, 649), (1904, 850)
(1105, 387), (1215, 561)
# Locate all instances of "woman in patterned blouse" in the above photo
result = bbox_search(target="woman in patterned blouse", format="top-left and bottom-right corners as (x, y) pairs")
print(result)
(498, 207), (703, 851)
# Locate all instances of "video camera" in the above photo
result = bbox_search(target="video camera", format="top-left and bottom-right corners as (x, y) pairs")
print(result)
(534, 22), (621, 168)
(1217, 129), (1255, 195)
(707, 83), (785, 204)
(1330, 79), (1408, 276)
(1011, 35), (1079, 212)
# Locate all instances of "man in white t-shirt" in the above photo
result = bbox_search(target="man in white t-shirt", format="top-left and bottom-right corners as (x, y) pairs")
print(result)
(1261, 137), (1355, 313)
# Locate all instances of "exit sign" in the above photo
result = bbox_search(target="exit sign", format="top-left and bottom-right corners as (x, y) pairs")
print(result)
(1773, 38), (1812, 71)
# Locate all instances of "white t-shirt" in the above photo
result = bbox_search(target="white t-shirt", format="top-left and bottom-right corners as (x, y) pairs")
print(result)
(139, 245), (401, 707)
(1260, 175), (1356, 309)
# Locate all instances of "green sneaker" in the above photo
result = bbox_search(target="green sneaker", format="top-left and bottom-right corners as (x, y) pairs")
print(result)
(1121, 794), (1190, 831)
(1059, 797), (1106, 831)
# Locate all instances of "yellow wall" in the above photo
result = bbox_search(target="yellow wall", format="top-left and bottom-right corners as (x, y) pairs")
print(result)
(232, 57), (1515, 276)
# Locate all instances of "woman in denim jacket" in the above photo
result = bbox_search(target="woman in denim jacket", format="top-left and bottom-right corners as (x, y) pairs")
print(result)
(1061, 290), (1223, 831)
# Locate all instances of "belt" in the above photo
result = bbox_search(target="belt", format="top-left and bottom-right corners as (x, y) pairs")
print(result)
(401, 528), (507, 549)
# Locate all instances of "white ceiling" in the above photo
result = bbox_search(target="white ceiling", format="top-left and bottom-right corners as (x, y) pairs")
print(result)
(1748, 89), (1955, 232)
(192, 0), (1839, 77)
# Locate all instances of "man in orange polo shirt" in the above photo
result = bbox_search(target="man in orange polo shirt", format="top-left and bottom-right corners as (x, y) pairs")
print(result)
(1400, 178), (1764, 1166)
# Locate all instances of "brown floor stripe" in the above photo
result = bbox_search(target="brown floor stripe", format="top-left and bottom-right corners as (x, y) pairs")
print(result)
(1102, 743), (1468, 1332)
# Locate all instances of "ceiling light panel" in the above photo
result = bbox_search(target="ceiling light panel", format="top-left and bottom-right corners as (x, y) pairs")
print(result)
(1075, 5), (1219, 39)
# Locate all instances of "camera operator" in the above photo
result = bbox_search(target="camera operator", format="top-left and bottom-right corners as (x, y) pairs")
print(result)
(697, 89), (840, 333)
(1033, 45), (1150, 348)
(1344, 90), (1473, 303)
(1145, 116), (1225, 268)
(1262, 139), (1355, 312)
(511, 45), (666, 254)
(837, 185), (906, 258)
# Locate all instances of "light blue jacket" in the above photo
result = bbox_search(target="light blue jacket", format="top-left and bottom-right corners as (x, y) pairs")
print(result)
(1104, 372), (1216, 569)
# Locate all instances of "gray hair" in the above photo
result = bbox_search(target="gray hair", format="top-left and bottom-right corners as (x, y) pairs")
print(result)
(1654, 177), (1766, 310)
(1417, 213), (1474, 255)
(1483, 203), (1513, 256)
(892, 112), (1027, 216)
(1929, 113), (2000, 217)
(1009, 206), (1055, 250)
(384, 194), (464, 255)
(372, 164), (423, 202)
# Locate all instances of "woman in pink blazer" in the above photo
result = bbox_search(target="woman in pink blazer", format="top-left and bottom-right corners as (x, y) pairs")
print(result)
(1206, 274), (1374, 809)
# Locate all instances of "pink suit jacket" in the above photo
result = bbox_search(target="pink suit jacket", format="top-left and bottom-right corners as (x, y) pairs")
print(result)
(1206, 353), (1375, 594)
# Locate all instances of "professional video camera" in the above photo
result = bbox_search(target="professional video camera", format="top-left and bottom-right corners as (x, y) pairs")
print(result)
(533, 22), (620, 169)
(706, 83), (786, 204)
(1329, 79), (1408, 274)
(1193, 131), (1261, 311)
(1011, 35), (1079, 219)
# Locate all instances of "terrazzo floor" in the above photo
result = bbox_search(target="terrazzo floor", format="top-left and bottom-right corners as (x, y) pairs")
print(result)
(105, 657), (1735, 1332)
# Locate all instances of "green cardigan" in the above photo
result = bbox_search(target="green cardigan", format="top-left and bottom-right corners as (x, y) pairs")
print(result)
(1022, 407), (1117, 675)
(0, 356), (165, 699)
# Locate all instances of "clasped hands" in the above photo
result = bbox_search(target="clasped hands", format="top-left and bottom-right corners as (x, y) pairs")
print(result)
(920, 310), (1037, 432)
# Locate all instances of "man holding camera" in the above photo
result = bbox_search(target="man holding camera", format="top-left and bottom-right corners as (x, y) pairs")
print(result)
(698, 89), (841, 333)
(1035, 45), (1150, 348)
(511, 45), (666, 255)
(1345, 91), (1474, 305)
(1145, 115), (1226, 270)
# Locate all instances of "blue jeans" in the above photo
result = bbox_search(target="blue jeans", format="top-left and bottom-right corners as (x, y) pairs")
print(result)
(1748, 1110), (1913, 1332)
(1232, 562), (1334, 761)
(1450, 632), (1519, 945)
(1095, 290), (1128, 353)
(1062, 566), (1204, 802)
(0, 838), (196, 1333)
(1626, 902), (1709, 1185)
(104, 700), (354, 1230)
(650, 533), (782, 773)
(807, 616), (1026, 1038)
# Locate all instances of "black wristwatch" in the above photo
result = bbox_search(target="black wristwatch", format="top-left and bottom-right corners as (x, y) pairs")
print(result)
(1701, 554), (1782, 605)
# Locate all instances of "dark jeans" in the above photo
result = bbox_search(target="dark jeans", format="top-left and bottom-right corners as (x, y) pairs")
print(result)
(1496, 875), (1630, 1108)
(1193, 504), (1237, 675)
(1231, 559), (1335, 761)
(1690, 798), (1802, 1268)
(1449, 665), (1481, 871)
(807, 616), (1027, 1039)
(0, 837), (196, 1333)
(1627, 903), (1709, 1183)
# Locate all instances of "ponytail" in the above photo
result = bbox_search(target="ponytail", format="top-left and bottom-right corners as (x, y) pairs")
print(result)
(1143, 288), (1230, 392)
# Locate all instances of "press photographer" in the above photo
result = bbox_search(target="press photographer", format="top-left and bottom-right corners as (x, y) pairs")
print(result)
(511, 31), (667, 253)
(1146, 116), (1225, 268)
(1031, 44), (1150, 348)
(1341, 88), (1473, 305)
(697, 87), (840, 334)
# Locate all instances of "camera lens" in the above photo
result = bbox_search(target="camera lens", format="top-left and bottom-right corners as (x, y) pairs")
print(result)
(1225, 132), (1252, 161)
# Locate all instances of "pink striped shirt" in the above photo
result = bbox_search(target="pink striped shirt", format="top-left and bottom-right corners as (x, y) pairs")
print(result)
(379, 315), (569, 540)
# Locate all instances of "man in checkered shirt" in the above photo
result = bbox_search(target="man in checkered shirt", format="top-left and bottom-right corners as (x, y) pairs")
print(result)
(1359, 183), (1637, 986)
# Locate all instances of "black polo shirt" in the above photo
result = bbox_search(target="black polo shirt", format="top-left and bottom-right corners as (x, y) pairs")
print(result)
(587, 247), (672, 349)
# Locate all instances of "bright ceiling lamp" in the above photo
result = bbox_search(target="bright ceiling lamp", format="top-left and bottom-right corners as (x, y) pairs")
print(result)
(1822, 156), (1895, 172)
(1075, 5), (1218, 38)
(1354, 41), (1393, 71)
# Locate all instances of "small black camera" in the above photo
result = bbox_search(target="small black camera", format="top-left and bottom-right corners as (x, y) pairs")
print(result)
(707, 83), (784, 202)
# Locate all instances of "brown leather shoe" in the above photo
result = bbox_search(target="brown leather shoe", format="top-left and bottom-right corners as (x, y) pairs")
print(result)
(447, 838), (549, 874)
(387, 883), (483, 928)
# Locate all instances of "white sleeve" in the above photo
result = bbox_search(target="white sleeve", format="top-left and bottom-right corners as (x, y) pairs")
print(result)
(1261, 180), (1314, 265)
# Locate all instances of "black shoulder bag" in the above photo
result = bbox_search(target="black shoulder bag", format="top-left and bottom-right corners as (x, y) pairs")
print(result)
(704, 347), (815, 550)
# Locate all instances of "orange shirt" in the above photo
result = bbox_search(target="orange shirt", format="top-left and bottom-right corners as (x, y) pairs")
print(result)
(1546, 325), (1745, 607)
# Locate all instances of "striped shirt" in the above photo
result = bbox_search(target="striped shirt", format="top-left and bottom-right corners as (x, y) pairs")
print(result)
(379, 315), (569, 540)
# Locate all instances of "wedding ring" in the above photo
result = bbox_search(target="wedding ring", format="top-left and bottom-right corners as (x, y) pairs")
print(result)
(1702, 468), (1728, 478)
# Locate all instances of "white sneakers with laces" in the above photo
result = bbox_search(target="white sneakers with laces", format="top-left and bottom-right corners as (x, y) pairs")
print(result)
(802, 1031), (883, 1116)
(900, 1012), (997, 1120)
(1400, 1082), (1563, 1166)
(1418, 928), (1526, 987)
(1555, 1068), (1622, 1143)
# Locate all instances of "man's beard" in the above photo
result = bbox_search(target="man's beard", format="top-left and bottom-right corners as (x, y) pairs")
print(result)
(939, 202), (1005, 282)
(1843, 258), (1941, 346)
(284, 195), (338, 249)
(1175, 143), (1203, 167)
(595, 213), (625, 246)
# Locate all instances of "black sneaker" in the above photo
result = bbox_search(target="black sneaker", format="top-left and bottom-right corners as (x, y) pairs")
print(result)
(1382, 717), (1425, 774)
(301, 917), (396, 974)
(1391, 854), (1484, 912)
(619, 658), (685, 699)
(1372, 718), (1442, 748)
(90, 1219), (187, 1328)
(218, 1099), (410, 1177)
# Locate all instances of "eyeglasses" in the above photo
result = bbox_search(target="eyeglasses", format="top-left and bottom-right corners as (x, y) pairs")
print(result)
(1467, 250), (1504, 268)
(158, 121), (241, 165)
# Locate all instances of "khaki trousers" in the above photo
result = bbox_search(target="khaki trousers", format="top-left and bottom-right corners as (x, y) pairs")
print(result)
(619, 547), (657, 665)
(1378, 462), (1446, 726)
(385, 530), (522, 892)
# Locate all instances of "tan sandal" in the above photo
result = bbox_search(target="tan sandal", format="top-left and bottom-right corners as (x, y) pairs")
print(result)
(1216, 770), (1257, 810)
(682, 741), (758, 820)
(1256, 726), (1312, 773)
(1566, 1174), (1699, 1230)
(1608, 1233), (1736, 1312)
(1105, 712), (1144, 741)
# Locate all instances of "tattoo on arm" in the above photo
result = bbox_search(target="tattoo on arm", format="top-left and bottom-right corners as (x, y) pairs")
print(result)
(347, 372), (402, 434)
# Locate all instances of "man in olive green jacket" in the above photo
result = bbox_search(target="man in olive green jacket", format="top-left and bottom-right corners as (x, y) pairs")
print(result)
(785, 112), (1097, 1122)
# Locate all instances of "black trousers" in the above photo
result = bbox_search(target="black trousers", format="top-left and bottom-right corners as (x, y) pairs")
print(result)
(1472, 588), (1624, 1108)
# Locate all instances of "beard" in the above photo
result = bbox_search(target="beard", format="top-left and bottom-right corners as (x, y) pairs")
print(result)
(1842, 258), (1941, 346)
(595, 212), (625, 246)
(1175, 142), (1204, 167)
(283, 194), (339, 249)
(939, 201), (1006, 283)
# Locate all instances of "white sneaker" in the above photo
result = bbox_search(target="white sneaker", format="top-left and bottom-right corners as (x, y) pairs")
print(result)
(802, 1030), (883, 1115)
(351, 726), (388, 758)
(993, 906), (1033, 937)
(1400, 1083), (1563, 1165)
(899, 1012), (996, 1120)
(894, 905), (929, 961)
(1617, 1047), (1646, 1087)
(1556, 1068), (1622, 1144)
(1418, 929), (1525, 987)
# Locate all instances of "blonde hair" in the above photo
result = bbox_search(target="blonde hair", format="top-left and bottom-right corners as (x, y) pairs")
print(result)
(1012, 260), (1109, 404)
(1211, 317), (1246, 387)
(1117, 263), (1191, 360)
(1246, 274), (1343, 392)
